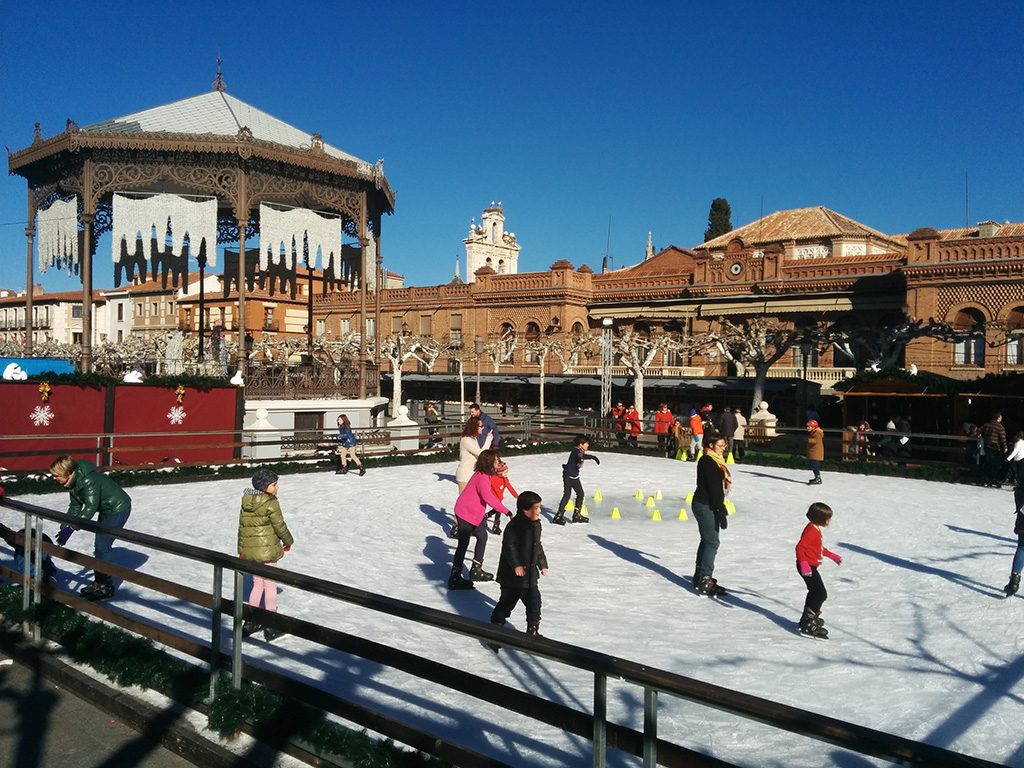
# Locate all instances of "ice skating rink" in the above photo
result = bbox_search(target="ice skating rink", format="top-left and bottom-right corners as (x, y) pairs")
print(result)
(19, 453), (1024, 767)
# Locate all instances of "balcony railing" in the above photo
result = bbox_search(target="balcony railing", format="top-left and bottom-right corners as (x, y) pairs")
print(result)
(567, 365), (706, 378)
(565, 365), (856, 390)
(246, 361), (376, 400)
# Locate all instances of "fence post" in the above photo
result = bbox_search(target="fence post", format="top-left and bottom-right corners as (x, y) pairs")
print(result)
(643, 686), (658, 768)
(232, 569), (244, 689)
(522, 414), (531, 444)
(31, 513), (43, 642)
(21, 510), (31, 635)
(209, 565), (223, 699)
(593, 672), (607, 768)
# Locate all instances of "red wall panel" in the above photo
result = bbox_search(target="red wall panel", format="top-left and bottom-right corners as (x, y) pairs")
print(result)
(0, 383), (107, 471)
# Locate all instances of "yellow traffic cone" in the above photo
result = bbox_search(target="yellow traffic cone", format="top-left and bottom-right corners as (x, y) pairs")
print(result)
(645, 496), (655, 508)
(593, 490), (603, 502)
(726, 452), (735, 464)
(634, 489), (644, 500)
(611, 507), (621, 519)
(679, 451), (688, 462)
(565, 499), (575, 512)
(651, 509), (662, 521)
(685, 492), (694, 506)
(678, 508), (688, 521)
(654, 490), (663, 500)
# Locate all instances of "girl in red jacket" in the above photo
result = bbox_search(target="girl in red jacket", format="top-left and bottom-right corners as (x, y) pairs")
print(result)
(795, 502), (842, 639)
(488, 458), (519, 535)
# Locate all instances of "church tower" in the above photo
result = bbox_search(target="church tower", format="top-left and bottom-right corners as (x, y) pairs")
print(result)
(464, 203), (521, 282)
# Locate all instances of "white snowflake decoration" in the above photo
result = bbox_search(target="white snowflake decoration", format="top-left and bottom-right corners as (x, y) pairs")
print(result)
(166, 406), (187, 425)
(30, 405), (55, 427)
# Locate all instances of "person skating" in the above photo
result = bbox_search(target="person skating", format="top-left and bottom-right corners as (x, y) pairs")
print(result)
(690, 432), (730, 596)
(624, 406), (641, 449)
(795, 502), (842, 638)
(552, 435), (600, 525)
(980, 412), (1008, 488)
(1002, 478), (1024, 597)
(335, 414), (366, 476)
(732, 407), (748, 462)
(453, 416), (492, 537)
(238, 468), (294, 642)
(449, 449), (511, 589)
(469, 402), (500, 448)
(688, 408), (704, 460)
(806, 419), (824, 485)
(488, 490), (548, 647)
(487, 458), (519, 535)
(653, 403), (674, 458)
(719, 406), (739, 460)
(49, 455), (132, 601)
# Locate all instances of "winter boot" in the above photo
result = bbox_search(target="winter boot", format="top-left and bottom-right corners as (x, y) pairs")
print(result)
(241, 620), (264, 638)
(469, 561), (494, 582)
(80, 573), (115, 601)
(551, 511), (567, 526)
(807, 476), (823, 485)
(799, 607), (828, 639)
(358, 465), (366, 476)
(447, 566), (475, 590)
(1004, 572), (1021, 597)
(571, 511), (590, 524)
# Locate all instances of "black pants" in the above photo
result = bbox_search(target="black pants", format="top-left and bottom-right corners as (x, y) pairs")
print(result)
(452, 520), (489, 573)
(557, 477), (584, 515)
(491, 584), (542, 627)
(799, 565), (828, 612)
(657, 434), (672, 456)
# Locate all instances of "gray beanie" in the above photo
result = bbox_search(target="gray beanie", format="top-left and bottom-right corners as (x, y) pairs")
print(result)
(252, 468), (279, 492)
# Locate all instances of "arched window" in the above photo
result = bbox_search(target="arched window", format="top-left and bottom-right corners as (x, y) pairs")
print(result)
(1006, 307), (1024, 366)
(571, 321), (585, 335)
(523, 322), (541, 363)
(497, 259), (505, 274)
(953, 308), (986, 366)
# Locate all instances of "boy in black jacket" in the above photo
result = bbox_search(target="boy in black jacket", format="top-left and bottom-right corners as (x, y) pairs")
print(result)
(552, 435), (600, 525)
(490, 491), (548, 639)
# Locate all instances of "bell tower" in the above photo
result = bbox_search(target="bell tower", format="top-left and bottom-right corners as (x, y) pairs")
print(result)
(464, 203), (521, 282)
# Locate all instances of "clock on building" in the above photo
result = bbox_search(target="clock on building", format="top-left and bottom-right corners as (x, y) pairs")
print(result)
(729, 261), (743, 276)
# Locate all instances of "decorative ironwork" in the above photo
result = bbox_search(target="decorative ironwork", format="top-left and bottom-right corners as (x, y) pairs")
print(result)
(216, 214), (259, 244)
(245, 362), (364, 400)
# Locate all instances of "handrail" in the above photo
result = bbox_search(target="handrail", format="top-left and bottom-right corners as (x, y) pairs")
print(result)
(0, 493), (1001, 768)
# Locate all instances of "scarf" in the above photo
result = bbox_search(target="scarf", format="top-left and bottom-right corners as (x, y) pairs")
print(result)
(706, 449), (732, 489)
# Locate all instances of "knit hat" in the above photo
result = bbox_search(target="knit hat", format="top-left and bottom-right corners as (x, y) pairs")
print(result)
(252, 468), (279, 492)
(806, 419), (819, 430)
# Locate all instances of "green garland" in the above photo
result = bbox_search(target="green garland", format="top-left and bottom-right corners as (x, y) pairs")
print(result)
(0, 585), (448, 767)
(17, 371), (231, 390)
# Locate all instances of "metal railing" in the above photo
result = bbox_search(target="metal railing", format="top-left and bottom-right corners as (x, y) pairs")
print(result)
(0, 494), (1001, 768)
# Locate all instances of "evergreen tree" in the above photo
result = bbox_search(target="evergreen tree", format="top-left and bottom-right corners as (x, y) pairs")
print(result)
(704, 198), (733, 242)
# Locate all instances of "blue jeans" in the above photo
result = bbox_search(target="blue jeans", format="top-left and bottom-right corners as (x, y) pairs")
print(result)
(94, 506), (132, 564)
(809, 459), (821, 478)
(1012, 537), (1024, 575)
(692, 501), (720, 581)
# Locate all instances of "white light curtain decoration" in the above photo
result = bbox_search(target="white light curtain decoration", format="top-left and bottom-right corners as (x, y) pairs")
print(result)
(112, 192), (218, 266)
(36, 197), (79, 273)
(259, 203), (341, 271)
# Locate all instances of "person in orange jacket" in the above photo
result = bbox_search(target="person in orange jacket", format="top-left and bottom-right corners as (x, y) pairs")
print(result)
(653, 403), (674, 457)
(624, 405), (642, 448)
(488, 459), (519, 535)
(688, 408), (705, 459)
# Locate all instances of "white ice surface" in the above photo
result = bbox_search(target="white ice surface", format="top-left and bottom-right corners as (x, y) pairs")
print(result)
(14, 453), (1024, 767)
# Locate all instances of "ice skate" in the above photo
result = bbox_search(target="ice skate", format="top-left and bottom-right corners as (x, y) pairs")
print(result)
(358, 466), (366, 476)
(264, 627), (287, 642)
(469, 561), (494, 582)
(695, 576), (726, 597)
(241, 620), (264, 637)
(571, 511), (590, 524)
(490, 516), (502, 535)
(798, 608), (829, 639)
(447, 566), (475, 590)
(1004, 572), (1021, 597)
(80, 574), (115, 601)
(551, 511), (567, 526)
(807, 476), (822, 485)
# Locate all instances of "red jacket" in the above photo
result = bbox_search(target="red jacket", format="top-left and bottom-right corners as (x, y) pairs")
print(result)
(625, 408), (642, 436)
(795, 523), (837, 567)
(490, 474), (519, 502)
(654, 409), (674, 435)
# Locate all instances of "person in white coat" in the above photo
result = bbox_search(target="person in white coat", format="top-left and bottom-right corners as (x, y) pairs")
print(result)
(1006, 431), (1024, 486)
(451, 416), (493, 537)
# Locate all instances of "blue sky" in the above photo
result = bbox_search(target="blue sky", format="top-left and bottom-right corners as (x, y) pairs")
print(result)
(1, 1), (1022, 293)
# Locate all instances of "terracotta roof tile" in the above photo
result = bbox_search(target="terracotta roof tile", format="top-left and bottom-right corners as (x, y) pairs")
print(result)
(696, 206), (905, 251)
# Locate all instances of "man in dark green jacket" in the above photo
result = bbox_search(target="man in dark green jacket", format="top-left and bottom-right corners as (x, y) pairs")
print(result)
(50, 456), (132, 600)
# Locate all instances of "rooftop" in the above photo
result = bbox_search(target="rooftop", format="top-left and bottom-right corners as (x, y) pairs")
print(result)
(697, 206), (905, 252)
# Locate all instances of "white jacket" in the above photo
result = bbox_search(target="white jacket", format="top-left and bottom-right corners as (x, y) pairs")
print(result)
(456, 432), (493, 484)
(1007, 438), (1024, 463)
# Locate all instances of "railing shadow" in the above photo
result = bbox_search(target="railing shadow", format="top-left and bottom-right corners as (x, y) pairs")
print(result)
(839, 541), (1005, 598)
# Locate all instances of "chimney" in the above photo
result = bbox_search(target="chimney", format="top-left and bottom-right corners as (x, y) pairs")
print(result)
(977, 220), (1001, 239)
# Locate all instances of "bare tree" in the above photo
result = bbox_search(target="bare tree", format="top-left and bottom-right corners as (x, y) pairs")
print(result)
(484, 328), (517, 373)
(612, 329), (699, 418)
(826, 316), (963, 372)
(522, 333), (565, 414)
(377, 333), (446, 414)
(552, 331), (601, 373)
(707, 317), (819, 418)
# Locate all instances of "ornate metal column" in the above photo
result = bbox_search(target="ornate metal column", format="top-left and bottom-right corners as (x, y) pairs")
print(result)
(24, 208), (35, 354)
(374, 217), (382, 397)
(235, 172), (248, 375)
(600, 318), (614, 417)
(358, 235), (368, 399)
(79, 211), (94, 372)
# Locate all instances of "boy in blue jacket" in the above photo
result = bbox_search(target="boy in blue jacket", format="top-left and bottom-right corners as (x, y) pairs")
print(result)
(552, 435), (600, 526)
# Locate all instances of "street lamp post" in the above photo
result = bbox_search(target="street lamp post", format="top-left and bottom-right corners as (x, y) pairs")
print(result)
(600, 318), (614, 418)
(800, 339), (813, 423)
(474, 336), (485, 404)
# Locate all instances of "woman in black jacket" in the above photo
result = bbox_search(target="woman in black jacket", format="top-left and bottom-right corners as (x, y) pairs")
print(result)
(691, 432), (731, 597)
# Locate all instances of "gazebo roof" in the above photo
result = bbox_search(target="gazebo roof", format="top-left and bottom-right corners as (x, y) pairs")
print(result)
(81, 90), (367, 165)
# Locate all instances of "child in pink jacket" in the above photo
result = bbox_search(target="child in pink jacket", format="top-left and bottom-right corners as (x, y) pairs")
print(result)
(449, 449), (511, 590)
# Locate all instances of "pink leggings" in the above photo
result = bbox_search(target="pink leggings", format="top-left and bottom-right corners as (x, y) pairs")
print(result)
(248, 563), (278, 611)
